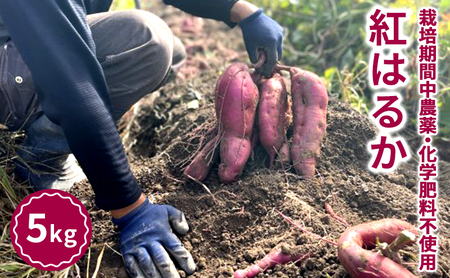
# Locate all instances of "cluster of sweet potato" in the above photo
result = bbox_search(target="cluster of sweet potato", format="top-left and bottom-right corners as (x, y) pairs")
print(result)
(182, 62), (420, 278)
(183, 62), (328, 183)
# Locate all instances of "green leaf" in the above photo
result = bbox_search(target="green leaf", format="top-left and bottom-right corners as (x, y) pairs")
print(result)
(439, 0), (450, 10)
(439, 99), (450, 128)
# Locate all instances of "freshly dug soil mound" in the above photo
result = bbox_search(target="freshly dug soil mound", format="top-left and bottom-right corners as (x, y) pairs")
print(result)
(71, 91), (450, 277)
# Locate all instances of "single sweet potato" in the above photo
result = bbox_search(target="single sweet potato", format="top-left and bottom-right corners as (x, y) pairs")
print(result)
(234, 246), (305, 278)
(258, 75), (289, 168)
(183, 135), (219, 181)
(338, 219), (418, 278)
(289, 67), (328, 178)
(215, 63), (259, 183)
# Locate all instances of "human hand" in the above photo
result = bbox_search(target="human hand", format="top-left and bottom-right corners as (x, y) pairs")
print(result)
(113, 198), (196, 278)
(238, 9), (284, 77)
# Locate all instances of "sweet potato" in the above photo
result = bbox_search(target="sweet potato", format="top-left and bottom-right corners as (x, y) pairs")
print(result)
(289, 67), (328, 178)
(258, 75), (289, 167)
(183, 135), (219, 181)
(234, 246), (306, 278)
(215, 63), (259, 183)
(338, 219), (418, 278)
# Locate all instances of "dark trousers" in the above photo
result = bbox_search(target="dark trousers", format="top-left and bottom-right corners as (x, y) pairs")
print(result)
(89, 9), (182, 121)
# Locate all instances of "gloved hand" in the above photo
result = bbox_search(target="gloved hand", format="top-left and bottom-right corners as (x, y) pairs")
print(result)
(113, 198), (196, 278)
(239, 9), (284, 77)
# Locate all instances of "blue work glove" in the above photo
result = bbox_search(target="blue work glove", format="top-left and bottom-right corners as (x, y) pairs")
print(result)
(239, 9), (284, 77)
(113, 198), (196, 278)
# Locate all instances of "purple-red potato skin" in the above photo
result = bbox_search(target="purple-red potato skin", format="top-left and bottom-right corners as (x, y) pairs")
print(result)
(258, 75), (289, 167)
(234, 249), (302, 278)
(215, 63), (259, 183)
(183, 135), (219, 181)
(338, 219), (418, 278)
(289, 67), (328, 178)
(219, 137), (252, 182)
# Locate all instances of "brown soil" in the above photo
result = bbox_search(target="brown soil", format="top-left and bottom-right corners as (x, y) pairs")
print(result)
(69, 3), (450, 278)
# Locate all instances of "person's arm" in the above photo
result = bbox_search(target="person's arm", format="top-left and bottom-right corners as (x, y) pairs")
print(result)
(1, 3), (196, 276)
(111, 193), (145, 218)
(86, 0), (114, 14)
(164, 0), (284, 77)
(229, 1), (258, 23)
(162, 0), (239, 27)
(160, 0), (263, 25)
(0, 0), (141, 210)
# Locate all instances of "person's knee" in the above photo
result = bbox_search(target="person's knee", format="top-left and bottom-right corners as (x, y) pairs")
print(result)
(112, 10), (188, 75)
(88, 10), (181, 120)
(90, 10), (174, 71)
(172, 36), (187, 71)
(120, 10), (173, 68)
